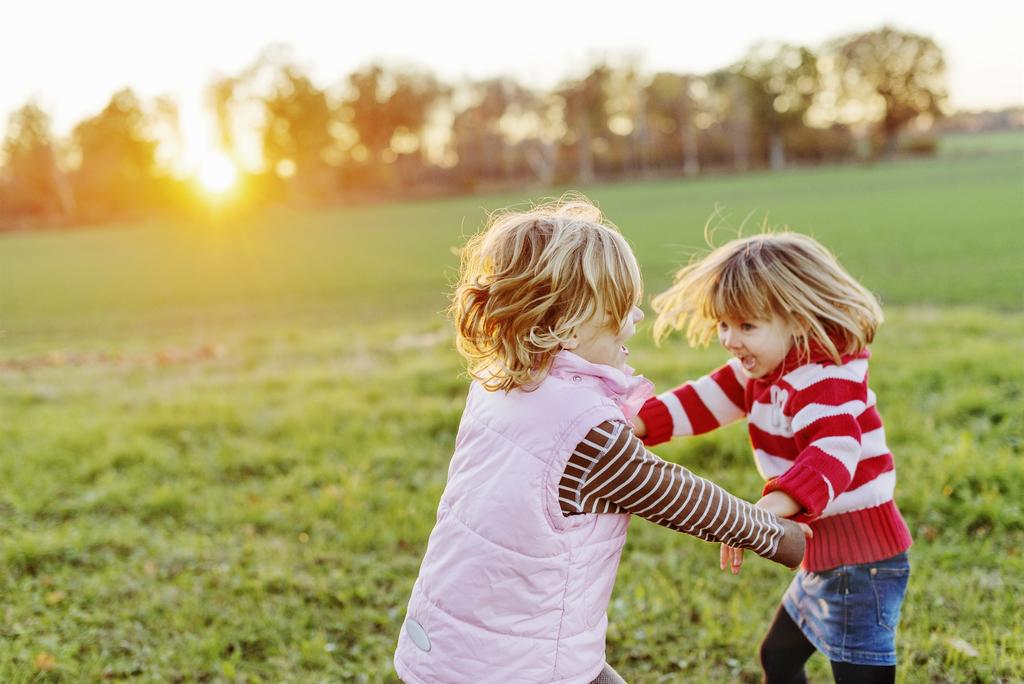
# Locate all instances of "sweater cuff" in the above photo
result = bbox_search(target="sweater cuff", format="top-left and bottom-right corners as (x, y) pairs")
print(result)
(763, 463), (831, 521)
(638, 396), (673, 446)
(768, 517), (807, 569)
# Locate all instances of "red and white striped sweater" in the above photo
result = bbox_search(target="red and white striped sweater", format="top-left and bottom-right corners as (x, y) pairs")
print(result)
(638, 345), (912, 572)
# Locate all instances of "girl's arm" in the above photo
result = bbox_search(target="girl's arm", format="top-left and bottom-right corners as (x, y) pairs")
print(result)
(761, 369), (867, 522)
(719, 490), (804, 574)
(560, 421), (805, 568)
(635, 359), (749, 446)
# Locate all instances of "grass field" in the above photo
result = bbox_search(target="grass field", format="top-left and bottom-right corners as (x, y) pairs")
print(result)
(0, 132), (1022, 682)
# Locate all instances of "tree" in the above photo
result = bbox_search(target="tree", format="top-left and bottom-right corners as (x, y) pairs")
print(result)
(450, 78), (517, 185)
(504, 87), (564, 187)
(705, 69), (752, 171)
(557, 64), (613, 183)
(69, 89), (163, 217)
(0, 102), (73, 221)
(827, 26), (947, 156)
(206, 47), (341, 203)
(738, 42), (820, 169)
(261, 65), (336, 202)
(644, 72), (702, 175)
(344, 65), (446, 164)
(150, 96), (183, 174)
(208, 74), (242, 160)
(602, 64), (648, 175)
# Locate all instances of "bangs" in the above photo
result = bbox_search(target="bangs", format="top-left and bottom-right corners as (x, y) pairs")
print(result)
(652, 230), (883, 359)
(707, 255), (776, 323)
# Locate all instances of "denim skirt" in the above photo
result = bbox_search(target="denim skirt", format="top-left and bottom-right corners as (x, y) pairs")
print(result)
(782, 552), (910, 666)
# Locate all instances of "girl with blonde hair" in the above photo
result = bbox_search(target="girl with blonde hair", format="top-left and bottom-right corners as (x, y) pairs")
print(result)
(394, 199), (807, 684)
(634, 231), (912, 683)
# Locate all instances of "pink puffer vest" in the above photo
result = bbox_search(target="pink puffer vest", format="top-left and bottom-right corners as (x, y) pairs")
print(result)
(394, 351), (653, 684)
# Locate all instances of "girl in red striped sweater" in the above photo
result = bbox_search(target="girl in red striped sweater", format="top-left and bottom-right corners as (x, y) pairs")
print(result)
(632, 233), (912, 684)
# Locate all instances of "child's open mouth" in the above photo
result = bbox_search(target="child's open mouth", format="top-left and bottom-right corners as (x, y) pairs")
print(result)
(739, 355), (756, 370)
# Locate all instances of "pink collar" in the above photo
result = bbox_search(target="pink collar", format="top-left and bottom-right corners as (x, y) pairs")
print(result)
(547, 351), (654, 420)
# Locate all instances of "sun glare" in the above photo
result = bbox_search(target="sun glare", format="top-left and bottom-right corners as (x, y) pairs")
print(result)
(196, 153), (238, 194)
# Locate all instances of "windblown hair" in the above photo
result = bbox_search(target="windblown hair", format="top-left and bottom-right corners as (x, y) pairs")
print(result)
(451, 196), (642, 392)
(651, 231), (883, 364)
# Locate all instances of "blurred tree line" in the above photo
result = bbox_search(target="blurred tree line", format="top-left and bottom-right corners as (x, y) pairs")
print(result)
(0, 26), (956, 229)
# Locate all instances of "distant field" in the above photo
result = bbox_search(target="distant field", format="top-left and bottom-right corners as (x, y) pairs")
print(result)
(0, 130), (1022, 354)
(0, 131), (1022, 682)
(939, 129), (1024, 155)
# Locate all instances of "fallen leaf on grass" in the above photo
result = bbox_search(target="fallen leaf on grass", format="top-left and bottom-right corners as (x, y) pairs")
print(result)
(946, 637), (979, 657)
(35, 652), (56, 671)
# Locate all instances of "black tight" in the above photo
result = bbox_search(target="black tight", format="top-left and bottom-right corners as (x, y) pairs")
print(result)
(760, 605), (895, 684)
(760, 604), (815, 683)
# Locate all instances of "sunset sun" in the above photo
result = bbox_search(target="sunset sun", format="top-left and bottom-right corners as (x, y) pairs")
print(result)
(196, 152), (238, 194)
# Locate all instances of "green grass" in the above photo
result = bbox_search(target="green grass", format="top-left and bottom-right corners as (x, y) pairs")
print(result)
(1, 133), (1022, 352)
(1, 134), (1022, 681)
(939, 129), (1024, 155)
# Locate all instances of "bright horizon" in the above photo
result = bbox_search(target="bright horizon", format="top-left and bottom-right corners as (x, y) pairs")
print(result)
(5, 0), (1022, 176)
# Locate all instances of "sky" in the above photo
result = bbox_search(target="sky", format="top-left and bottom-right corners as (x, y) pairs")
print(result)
(3, 0), (1022, 171)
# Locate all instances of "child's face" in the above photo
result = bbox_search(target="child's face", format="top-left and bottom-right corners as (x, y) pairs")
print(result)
(572, 305), (644, 372)
(717, 313), (797, 378)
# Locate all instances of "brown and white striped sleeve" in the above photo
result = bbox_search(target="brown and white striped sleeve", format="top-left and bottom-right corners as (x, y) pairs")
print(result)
(559, 420), (805, 568)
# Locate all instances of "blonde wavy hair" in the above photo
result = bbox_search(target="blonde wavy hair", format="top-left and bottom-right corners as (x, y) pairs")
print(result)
(451, 196), (642, 392)
(651, 231), (883, 364)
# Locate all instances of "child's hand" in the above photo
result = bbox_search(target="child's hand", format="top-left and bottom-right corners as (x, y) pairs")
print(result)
(719, 492), (811, 574)
(720, 523), (812, 573)
(720, 543), (744, 574)
(630, 415), (647, 438)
